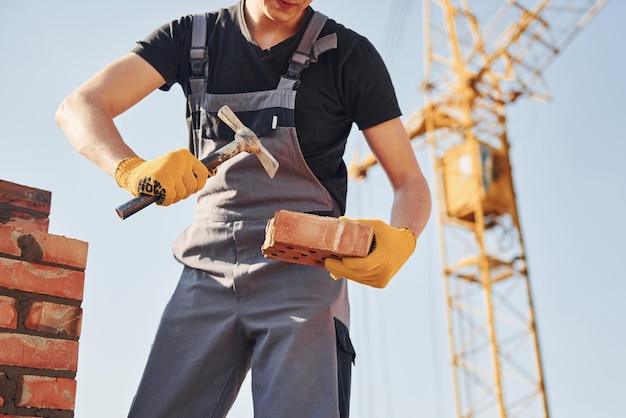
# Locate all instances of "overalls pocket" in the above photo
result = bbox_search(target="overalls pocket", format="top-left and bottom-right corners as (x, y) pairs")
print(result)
(334, 317), (356, 418)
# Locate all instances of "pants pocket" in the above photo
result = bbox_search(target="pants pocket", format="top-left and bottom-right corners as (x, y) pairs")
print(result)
(334, 317), (356, 418)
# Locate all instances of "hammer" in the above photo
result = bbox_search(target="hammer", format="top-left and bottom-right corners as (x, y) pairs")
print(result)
(115, 105), (279, 220)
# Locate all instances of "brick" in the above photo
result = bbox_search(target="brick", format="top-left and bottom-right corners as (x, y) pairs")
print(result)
(18, 375), (76, 410)
(0, 226), (21, 258)
(0, 181), (51, 236)
(28, 231), (88, 270)
(0, 259), (84, 301)
(261, 210), (374, 267)
(1, 211), (49, 235)
(0, 332), (79, 371)
(0, 296), (17, 330)
(0, 181), (51, 217)
(24, 302), (82, 338)
(0, 225), (88, 270)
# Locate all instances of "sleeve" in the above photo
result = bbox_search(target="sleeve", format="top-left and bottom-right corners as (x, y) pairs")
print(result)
(132, 15), (193, 91)
(342, 36), (402, 130)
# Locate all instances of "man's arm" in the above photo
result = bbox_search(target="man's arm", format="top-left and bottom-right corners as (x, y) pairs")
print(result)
(55, 53), (166, 177)
(362, 117), (431, 238)
(324, 117), (431, 288)
(55, 53), (210, 206)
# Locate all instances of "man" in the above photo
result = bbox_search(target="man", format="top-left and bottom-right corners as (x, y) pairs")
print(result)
(56, 0), (431, 416)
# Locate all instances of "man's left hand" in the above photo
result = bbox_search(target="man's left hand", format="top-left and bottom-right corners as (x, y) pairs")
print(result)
(324, 218), (416, 289)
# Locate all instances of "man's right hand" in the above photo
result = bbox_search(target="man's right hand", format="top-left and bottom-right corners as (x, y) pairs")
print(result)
(114, 148), (211, 206)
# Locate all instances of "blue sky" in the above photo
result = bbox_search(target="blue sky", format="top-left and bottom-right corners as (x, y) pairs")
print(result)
(1, 1), (624, 417)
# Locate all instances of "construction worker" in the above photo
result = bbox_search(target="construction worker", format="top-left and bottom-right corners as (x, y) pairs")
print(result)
(55, 0), (431, 417)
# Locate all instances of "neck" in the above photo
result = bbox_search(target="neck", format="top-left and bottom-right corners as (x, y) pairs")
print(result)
(244, 1), (308, 49)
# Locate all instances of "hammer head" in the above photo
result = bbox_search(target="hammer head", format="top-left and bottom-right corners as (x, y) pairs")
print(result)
(218, 105), (279, 178)
(233, 127), (279, 178)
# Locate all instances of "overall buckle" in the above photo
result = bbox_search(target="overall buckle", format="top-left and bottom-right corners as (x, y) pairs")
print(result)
(285, 50), (311, 82)
(189, 46), (209, 77)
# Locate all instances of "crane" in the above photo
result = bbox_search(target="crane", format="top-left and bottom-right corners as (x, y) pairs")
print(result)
(350, 1), (608, 417)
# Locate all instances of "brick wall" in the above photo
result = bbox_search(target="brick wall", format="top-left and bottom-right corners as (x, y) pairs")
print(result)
(0, 180), (88, 418)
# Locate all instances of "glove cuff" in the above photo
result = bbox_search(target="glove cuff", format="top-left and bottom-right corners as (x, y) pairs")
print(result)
(114, 157), (145, 190)
(400, 226), (417, 244)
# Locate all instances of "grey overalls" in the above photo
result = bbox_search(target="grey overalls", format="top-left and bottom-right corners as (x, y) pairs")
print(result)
(128, 9), (355, 418)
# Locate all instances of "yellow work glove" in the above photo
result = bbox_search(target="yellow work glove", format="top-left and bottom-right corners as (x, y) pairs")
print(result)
(324, 218), (416, 289)
(114, 148), (211, 206)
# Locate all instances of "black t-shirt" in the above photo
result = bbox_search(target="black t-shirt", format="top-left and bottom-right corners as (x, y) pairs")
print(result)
(133, 2), (401, 213)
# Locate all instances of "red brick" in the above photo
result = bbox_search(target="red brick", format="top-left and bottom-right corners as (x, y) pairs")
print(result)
(0, 225), (88, 270)
(0, 415), (38, 418)
(29, 231), (88, 270)
(18, 375), (76, 410)
(0, 258), (84, 301)
(0, 180), (51, 218)
(0, 332), (78, 371)
(0, 225), (21, 258)
(261, 210), (374, 267)
(24, 301), (82, 338)
(0, 296), (17, 329)
(2, 211), (49, 235)
(0, 181), (51, 234)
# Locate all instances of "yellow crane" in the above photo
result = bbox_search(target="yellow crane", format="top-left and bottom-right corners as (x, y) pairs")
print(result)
(350, 1), (608, 417)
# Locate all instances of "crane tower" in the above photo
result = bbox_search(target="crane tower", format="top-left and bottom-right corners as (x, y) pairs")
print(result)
(350, 1), (608, 417)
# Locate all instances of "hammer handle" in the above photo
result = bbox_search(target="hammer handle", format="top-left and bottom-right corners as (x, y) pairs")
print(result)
(115, 141), (242, 220)
(115, 194), (160, 220)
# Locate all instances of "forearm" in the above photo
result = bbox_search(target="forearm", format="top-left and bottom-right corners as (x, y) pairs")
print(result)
(362, 118), (432, 237)
(389, 171), (431, 239)
(56, 53), (166, 178)
(55, 91), (136, 178)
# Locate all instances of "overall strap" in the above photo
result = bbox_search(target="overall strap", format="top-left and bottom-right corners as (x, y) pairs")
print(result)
(278, 11), (338, 90)
(189, 13), (214, 95)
